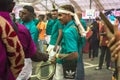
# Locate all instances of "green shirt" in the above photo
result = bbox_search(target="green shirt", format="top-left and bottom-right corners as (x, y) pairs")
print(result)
(16, 18), (22, 23)
(33, 18), (39, 25)
(46, 19), (54, 35)
(20, 20), (39, 45)
(49, 19), (63, 45)
(57, 20), (82, 64)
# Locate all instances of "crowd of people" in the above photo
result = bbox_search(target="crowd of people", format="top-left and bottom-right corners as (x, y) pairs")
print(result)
(0, 0), (120, 80)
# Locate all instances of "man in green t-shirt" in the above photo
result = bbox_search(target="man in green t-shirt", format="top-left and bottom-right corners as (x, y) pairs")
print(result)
(52, 5), (85, 80)
(46, 9), (63, 60)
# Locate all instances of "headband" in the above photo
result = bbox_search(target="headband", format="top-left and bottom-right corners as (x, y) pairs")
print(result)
(58, 8), (86, 37)
(58, 8), (74, 16)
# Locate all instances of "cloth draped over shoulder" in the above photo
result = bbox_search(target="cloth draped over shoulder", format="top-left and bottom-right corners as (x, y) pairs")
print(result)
(0, 16), (25, 78)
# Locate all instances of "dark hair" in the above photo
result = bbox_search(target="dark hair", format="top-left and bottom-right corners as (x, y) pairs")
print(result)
(0, 0), (13, 11)
(95, 17), (100, 21)
(52, 9), (58, 12)
(59, 5), (75, 13)
(38, 15), (45, 20)
(10, 13), (16, 22)
(33, 13), (36, 17)
(11, 13), (15, 17)
(92, 21), (99, 28)
(116, 16), (120, 22)
(23, 5), (34, 14)
(47, 13), (52, 18)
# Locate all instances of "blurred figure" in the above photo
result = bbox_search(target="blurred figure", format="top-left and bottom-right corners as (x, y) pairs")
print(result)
(20, 5), (39, 45)
(0, 0), (25, 79)
(33, 13), (39, 25)
(16, 5), (48, 80)
(45, 13), (54, 44)
(37, 14), (46, 53)
(9, 13), (48, 80)
(76, 11), (87, 52)
(46, 9), (63, 60)
(89, 18), (100, 60)
(95, 21), (111, 70)
(16, 10), (23, 23)
(10, 13), (16, 22)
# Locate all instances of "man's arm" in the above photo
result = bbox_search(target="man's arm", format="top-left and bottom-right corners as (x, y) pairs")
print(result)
(56, 52), (78, 60)
(31, 51), (48, 62)
(54, 29), (62, 51)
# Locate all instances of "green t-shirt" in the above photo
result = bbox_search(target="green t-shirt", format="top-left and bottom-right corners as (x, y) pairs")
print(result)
(49, 19), (64, 45)
(16, 18), (22, 23)
(56, 20), (82, 64)
(46, 19), (54, 35)
(33, 18), (39, 25)
(20, 20), (39, 45)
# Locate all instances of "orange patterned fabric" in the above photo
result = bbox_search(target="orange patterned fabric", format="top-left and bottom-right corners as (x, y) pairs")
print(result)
(0, 16), (25, 78)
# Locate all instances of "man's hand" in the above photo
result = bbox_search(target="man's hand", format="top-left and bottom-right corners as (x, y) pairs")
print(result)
(42, 53), (49, 62)
(31, 51), (49, 62)
(50, 54), (56, 64)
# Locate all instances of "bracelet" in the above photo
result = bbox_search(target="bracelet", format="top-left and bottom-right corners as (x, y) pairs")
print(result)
(56, 54), (59, 58)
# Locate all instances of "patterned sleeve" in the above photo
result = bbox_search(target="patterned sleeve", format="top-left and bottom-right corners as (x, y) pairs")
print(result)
(0, 16), (25, 78)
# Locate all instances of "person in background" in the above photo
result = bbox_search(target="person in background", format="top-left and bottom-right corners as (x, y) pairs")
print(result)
(18, 5), (48, 80)
(33, 13), (39, 25)
(95, 20), (111, 70)
(45, 12), (54, 45)
(37, 14), (46, 53)
(76, 11), (87, 52)
(76, 11), (86, 80)
(46, 9), (63, 60)
(0, 0), (25, 79)
(16, 10), (23, 23)
(77, 11), (87, 31)
(89, 19), (100, 60)
(20, 5), (39, 46)
(10, 13), (16, 22)
(10, 12), (48, 80)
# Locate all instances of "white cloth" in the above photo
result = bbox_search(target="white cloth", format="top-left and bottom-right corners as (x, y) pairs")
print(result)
(53, 63), (64, 80)
(52, 63), (75, 80)
(16, 58), (32, 80)
(45, 35), (51, 44)
(47, 45), (60, 60)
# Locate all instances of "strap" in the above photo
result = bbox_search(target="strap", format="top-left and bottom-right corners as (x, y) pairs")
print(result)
(12, 21), (18, 34)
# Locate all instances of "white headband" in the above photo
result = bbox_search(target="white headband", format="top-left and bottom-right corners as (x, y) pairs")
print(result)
(58, 8), (74, 16)
(58, 8), (86, 37)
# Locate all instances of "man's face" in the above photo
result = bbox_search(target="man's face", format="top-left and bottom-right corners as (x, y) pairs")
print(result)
(51, 11), (58, 19)
(77, 12), (82, 19)
(19, 11), (23, 18)
(21, 8), (32, 22)
(58, 13), (68, 25)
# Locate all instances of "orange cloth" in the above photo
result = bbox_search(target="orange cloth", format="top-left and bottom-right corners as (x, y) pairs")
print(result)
(37, 21), (46, 40)
(112, 76), (116, 80)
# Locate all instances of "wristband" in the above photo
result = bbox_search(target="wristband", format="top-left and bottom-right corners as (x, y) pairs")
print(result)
(56, 54), (59, 58)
